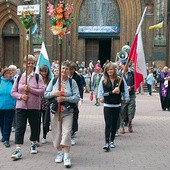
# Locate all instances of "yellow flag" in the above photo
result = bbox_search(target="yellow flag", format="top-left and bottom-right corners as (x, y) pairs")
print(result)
(149, 21), (163, 29)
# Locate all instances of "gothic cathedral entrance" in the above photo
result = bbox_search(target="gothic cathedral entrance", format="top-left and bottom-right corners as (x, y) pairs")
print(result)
(2, 20), (19, 67)
(78, 0), (120, 67)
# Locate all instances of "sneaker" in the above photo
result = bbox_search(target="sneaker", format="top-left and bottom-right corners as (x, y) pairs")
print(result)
(30, 143), (38, 154)
(120, 128), (125, 134)
(115, 131), (119, 137)
(103, 143), (110, 152)
(55, 152), (64, 163)
(11, 148), (22, 160)
(110, 142), (115, 148)
(35, 141), (40, 147)
(71, 138), (76, 145)
(41, 138), (47, 144)
(95, 102), (100, 106)
(71, 132), (76, 138)
(3, 141), (10, 148)
(64, 157), (71, 168)
(11, 127), (15, 132)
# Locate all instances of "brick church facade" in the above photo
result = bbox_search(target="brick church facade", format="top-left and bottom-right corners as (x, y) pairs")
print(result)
(0, 0), (169, 68)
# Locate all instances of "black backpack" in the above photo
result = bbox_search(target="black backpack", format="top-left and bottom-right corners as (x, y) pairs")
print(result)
(49, 77), (77, 114)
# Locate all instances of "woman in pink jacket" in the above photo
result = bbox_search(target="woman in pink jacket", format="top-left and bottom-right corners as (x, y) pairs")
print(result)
(11, 55), (45, 161)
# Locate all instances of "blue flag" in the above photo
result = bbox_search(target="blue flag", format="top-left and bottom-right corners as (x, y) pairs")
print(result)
(31, 23), (38, 34)
(35, 42), (53, 78)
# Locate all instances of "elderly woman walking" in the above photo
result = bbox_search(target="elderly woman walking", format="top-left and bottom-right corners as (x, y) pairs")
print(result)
(44, 61), (80, 168)
(0, 68), (16, 147)
(11, 54), (45, 160)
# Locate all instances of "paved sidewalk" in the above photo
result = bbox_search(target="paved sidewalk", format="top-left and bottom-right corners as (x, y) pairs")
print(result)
(0, 93), (170, 170)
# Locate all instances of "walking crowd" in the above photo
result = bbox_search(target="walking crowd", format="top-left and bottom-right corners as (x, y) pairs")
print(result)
(0, 55), (169, 168)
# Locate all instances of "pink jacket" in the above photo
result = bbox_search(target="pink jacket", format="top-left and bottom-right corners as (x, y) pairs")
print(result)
(11, 73), (45, 110)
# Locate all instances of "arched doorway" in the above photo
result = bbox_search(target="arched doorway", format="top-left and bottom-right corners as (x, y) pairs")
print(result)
(2, 20), (19, 67)
(78, 0), (120, 66)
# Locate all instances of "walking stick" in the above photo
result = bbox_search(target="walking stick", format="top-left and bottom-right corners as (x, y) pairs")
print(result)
(57, 40), (62, 121)
(25, 29), (29, 85)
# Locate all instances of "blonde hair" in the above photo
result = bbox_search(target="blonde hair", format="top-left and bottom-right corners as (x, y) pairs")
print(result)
(24, 54), (36, 63)
(103, 62), (118, 85)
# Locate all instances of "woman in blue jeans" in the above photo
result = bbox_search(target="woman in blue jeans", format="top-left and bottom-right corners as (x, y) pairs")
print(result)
(0, 68), (16, 147)
(98, 63), (124, 151)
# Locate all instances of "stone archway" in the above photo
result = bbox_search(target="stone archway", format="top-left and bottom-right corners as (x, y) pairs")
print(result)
(0, 2), (25, 68)
(70, 0), (142, 63)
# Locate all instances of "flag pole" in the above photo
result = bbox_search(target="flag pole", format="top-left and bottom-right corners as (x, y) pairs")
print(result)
(118, 7), (147, 88)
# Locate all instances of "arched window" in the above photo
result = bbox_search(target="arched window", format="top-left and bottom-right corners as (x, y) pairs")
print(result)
(78, 0), (120, 37)
(2, 20), (19, 36)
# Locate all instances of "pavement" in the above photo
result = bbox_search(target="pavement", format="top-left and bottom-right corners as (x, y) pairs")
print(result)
(0, 92), (170, 170)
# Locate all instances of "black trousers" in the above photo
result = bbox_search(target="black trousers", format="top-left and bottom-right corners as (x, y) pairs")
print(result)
(160, 96), (170, 110)
(15, 109), (40, 144)
(37, 109), (50, 141)
(72, 107), (79, 135)
(104, 106), (120, 143)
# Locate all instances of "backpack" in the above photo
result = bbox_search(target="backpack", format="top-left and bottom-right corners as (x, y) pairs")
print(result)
(49, 77), (77, 114)
(17, 73), (39, 84)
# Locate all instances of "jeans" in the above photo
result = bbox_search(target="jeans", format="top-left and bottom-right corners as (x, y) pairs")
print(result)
(0, 109), (15, 141)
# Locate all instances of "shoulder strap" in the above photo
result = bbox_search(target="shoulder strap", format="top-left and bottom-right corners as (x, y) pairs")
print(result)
(68, 77), (72, 89)
(35, 73), (39, 84)
(52, 77), (58, 86)
(17, 73), (39, 84)
(17, 74), (22, 83)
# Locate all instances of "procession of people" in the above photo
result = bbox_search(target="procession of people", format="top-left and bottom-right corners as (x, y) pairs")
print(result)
(0, 50), (169, 168)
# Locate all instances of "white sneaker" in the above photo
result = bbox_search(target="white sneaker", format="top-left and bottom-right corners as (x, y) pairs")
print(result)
(55, 152), (64, 163)
(11, 127), (15, 132)
(41, 138), (47, 144)
(30, 143), (38, 154)
(110, 142), (115, 148)
(11, 148), (22, 160)
(64, 157), (71, 168)
(71, 138), (76, 145)
(115, 131), (119, 137)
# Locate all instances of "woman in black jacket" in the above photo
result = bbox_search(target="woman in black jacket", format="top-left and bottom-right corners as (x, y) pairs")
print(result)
(98, 63), (124, 151)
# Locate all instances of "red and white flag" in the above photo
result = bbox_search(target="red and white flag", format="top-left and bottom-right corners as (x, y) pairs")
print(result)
(129, 7), (147, 90)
